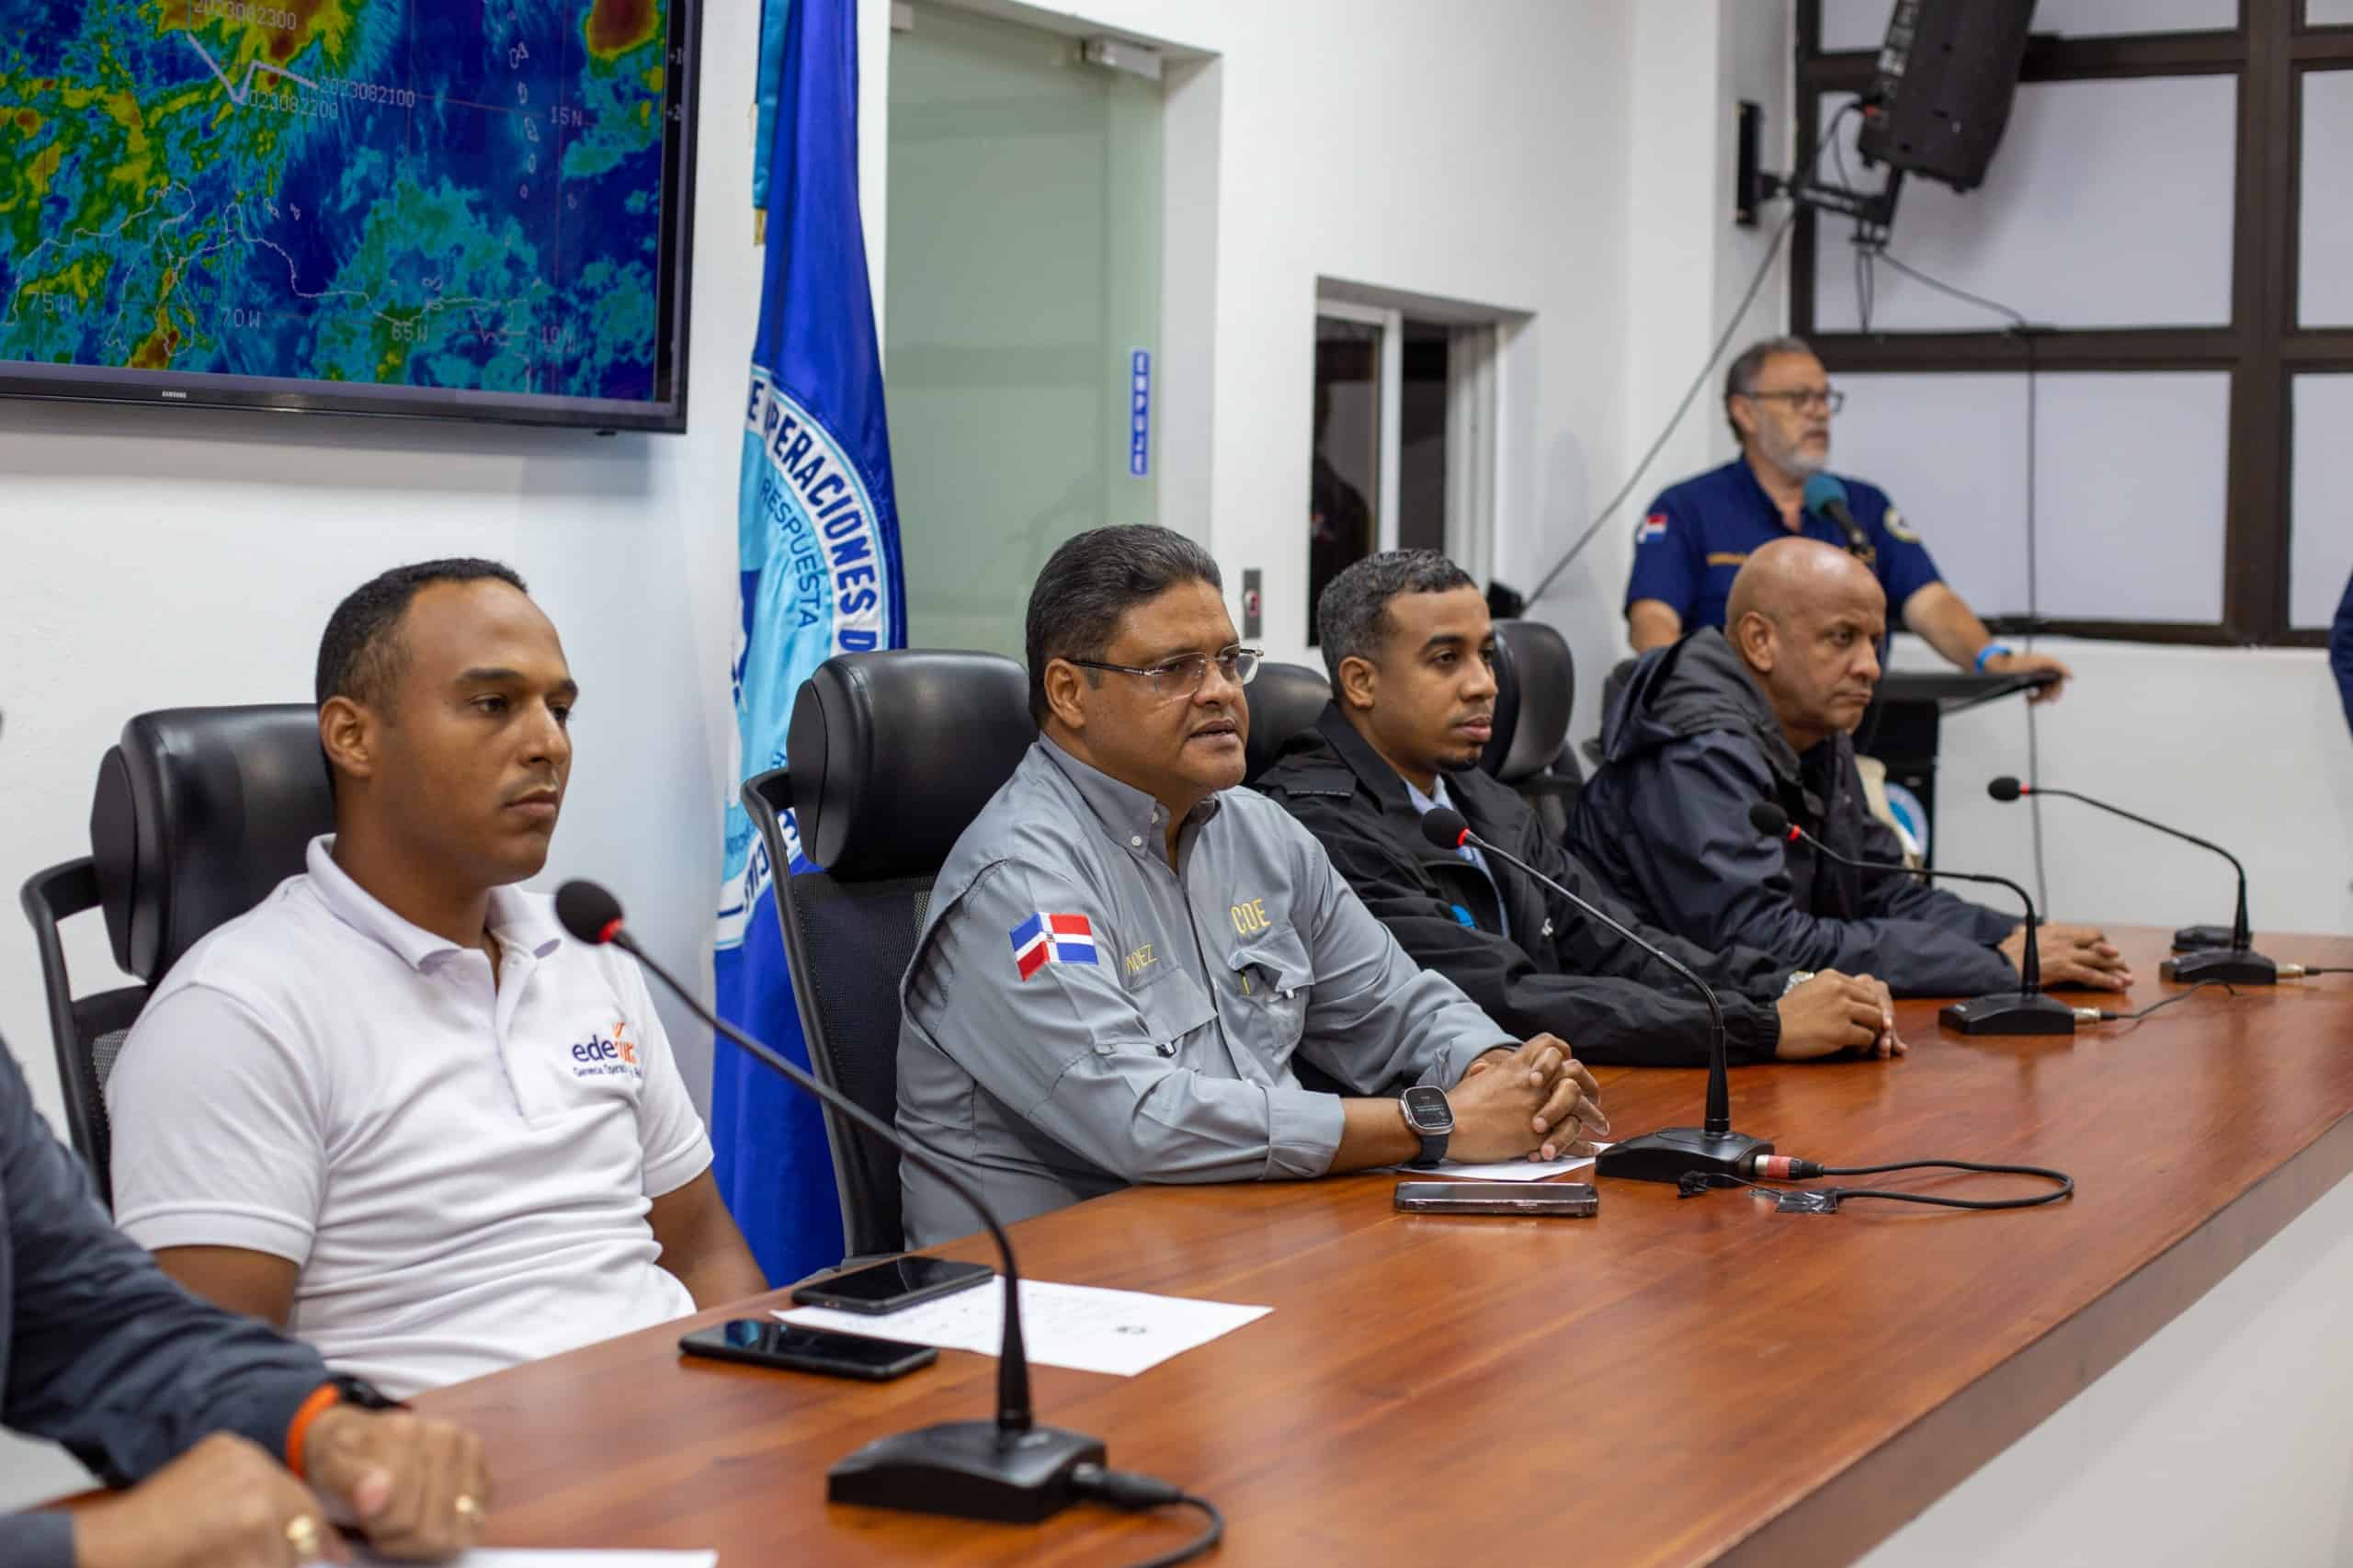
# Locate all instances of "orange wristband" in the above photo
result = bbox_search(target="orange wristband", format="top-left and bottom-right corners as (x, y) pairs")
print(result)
(284, 1382), (342, 1480)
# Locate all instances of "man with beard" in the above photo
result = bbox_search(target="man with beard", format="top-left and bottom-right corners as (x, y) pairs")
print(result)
(1624, 336), (2072, 699)
(1574, 539), (2130, 997)
(1257, 550), (1904, 1067)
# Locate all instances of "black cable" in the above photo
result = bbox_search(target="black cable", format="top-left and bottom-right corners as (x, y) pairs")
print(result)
(1115, 1497), (1224, 1568)
(2299, 966), (2353, 975)
(1862, 244), (2052, 910)
(1073, 1464), (1226, 1568)
(1696, 1156), (2074, 1211)
(1522, 103), (1859, 606)
(2099, 979), (2237, 1022)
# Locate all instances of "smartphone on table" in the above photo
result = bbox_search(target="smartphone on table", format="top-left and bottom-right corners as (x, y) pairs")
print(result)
(678, 1319), (937, 1381)
(1393, 1180), (1599, 1216)
(788, 1255), (995, 1314)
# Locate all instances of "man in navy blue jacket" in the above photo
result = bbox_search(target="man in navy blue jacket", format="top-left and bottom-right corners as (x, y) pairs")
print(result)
(1574, 539), (2131, 998)
(0, 1040), (487, 1567)
(2332, 567), (2353, 739)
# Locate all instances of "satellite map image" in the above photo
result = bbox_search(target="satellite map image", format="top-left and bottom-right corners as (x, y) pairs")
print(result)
(0, 0), (680, 406)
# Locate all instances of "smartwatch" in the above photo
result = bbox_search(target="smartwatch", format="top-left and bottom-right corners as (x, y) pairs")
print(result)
(1400, 1085), (1454, 1167)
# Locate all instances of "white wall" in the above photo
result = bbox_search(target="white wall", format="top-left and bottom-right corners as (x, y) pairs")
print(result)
(1017, 0), (1639, 684)
(1897, 637), (2353, 938)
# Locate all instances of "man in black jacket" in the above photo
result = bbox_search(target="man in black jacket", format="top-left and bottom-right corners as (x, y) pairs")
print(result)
(1257, 551), (1902, 1068)
(0, 1040), (488, 1567)
(1570, 538), (2130, 996)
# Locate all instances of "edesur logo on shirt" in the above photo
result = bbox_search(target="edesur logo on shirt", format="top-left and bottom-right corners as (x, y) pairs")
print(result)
(569, 1018), (644, 1083)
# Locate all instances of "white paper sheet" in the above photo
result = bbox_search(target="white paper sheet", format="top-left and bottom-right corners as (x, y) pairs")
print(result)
(1384, 1142), (1611, 1182)
(776, 1278), (1270, 1378)
(353, 1544), (710, 1553)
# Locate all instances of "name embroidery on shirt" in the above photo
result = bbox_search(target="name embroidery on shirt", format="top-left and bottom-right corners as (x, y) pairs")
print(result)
(570, 1018), (644, 1082)
(1123, 942), (1157, 978)
(1229, 898), (1270, 935)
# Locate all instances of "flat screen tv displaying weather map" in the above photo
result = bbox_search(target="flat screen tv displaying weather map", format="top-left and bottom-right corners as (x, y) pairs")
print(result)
(0, 0), (699, 430)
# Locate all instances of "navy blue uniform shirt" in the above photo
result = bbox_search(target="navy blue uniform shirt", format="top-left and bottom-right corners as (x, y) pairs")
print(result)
(1625, 459), (1944, 631)
(2332, 565), (2353, 739)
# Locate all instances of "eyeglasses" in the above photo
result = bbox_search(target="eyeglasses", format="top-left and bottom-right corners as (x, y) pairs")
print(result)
(1064, 645), (1263, 701)
(1742, 387), (1847, 414)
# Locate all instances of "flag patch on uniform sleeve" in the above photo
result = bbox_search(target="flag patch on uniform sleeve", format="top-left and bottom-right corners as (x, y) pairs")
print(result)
(1010, 912), (1099, 981)
(1637, 512), (1669, 543)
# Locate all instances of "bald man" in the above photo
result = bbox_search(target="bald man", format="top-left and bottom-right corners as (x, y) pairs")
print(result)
(1569, 540), (2131, 998)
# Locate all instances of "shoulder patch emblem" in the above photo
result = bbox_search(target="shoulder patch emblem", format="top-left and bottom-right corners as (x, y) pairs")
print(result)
(1636, 512), (1669, 544)
(1883, 507), (1921, 544)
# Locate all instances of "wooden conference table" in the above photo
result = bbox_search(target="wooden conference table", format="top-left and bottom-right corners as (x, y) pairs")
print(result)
(415, 928), (2353, 1567)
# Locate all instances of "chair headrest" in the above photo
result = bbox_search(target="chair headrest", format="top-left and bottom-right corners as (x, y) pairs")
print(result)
(786, 650), (1035, 880)
(91, 705), (334, 983)
(1481, 619), (1575, 784)
(1244, 663), (1332, 785)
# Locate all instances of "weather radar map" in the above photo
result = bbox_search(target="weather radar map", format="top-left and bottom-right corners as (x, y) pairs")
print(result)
(0, 0), (694, 426)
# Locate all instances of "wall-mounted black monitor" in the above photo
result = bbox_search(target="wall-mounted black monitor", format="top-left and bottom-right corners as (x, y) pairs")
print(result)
(0, 0), (699, 432)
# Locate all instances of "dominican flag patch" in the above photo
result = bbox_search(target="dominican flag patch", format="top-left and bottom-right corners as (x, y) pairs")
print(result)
(1010, 912), (1099, 981)
(1637, 512), (1669, 543)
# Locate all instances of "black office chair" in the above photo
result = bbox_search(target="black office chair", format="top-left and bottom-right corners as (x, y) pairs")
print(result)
(740, 651), (1035, 1263)
(20, 705), (331, 1207)
(1481, 619), (1583, 838)
(1242, 662), (1332, 786)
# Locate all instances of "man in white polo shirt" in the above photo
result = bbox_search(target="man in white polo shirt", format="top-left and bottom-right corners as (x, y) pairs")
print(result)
(106, 559), (769, 1398)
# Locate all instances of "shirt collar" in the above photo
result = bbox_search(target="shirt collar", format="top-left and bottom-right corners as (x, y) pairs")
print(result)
(304, 835), (564, 971)
(1036, 735), (1222, 857)
(1734, 454), (1785, 519)
(1403, 772), (1453, 818)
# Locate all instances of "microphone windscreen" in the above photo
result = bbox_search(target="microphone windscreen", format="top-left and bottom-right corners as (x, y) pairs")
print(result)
(1748, 801), (1790, 838)
(1419, 808), (1472, 851)
(1801, 472), (1850, 518)
(1987, 777), (2024, 802)
(555, 880), (625, 944)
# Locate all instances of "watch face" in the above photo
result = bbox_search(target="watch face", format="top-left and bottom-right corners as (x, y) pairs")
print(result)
(1402, 1085), (1454, 1135)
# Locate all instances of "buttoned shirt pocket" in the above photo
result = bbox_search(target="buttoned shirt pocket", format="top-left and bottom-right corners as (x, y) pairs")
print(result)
(1224, 923), (1315, 1067)
(1122, 967), (1219, 1067)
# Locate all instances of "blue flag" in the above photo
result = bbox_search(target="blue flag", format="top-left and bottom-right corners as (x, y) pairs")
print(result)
(714, 0), (905, 1287)
(752, 0), (792, 215)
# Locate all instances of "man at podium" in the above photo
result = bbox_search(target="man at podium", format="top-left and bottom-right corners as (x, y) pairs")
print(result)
(1624, 335), (2072, 700)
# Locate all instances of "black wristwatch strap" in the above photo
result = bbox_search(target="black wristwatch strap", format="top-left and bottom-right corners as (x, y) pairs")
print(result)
(327, 1373), (406, 1411)
(1411, 1126), (1449, 1167)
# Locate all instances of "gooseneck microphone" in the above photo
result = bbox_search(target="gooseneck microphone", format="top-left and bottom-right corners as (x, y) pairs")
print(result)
(1418, 808), (1770, 1184)
(553, 881), (1106, 1524)
(1802, 473), (1876, 566)
(1988, 778), (2276, 986)
(1746, 802), (2085, 1037)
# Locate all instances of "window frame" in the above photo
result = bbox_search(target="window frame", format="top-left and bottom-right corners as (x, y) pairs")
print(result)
(1791, 0), (2347, 648)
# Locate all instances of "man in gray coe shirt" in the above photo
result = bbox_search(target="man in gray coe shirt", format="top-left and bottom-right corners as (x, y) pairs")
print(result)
(897, 526), (1608, 1246)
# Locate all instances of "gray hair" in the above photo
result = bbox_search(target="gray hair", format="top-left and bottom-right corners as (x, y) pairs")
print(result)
(1724, 335), (1817, 443)
(1025, 525), (1223, 724)
(1315, 549), (1478, 686)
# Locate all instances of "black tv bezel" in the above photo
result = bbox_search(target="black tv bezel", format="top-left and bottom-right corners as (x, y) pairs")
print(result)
(0, 0), (702, 436)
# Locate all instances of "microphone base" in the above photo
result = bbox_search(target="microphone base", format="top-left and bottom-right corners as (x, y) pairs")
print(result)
(1938, 991), (2079, 1036)
(2173, 923), (2238, 952)
(1596, 1125), (1772, 1185)
(2161, 948), (2278, 986)
(828, 1419), (1106, 1523)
